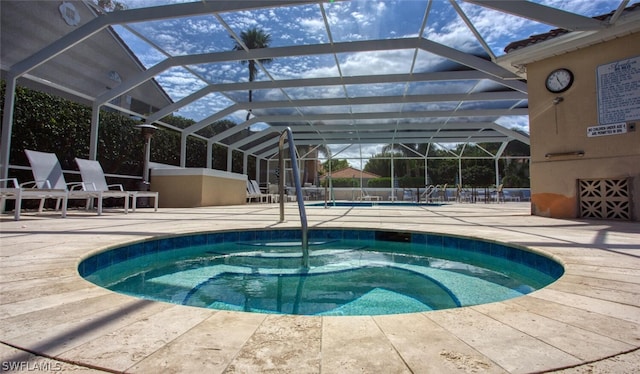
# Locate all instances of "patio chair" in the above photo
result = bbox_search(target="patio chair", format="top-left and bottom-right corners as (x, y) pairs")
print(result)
(253, 180), (273, 202)
(438, 183), (448, 202)
(491, 184), (504, 203)
(454, 184), (471, 203)
(74, 158), (132, 215)
(247, 179), (269, 203)
(402, 189), (414, 201)
(388, 189), (398, 201)
(359, 189), (380, 201)
(1, 150), (70, 220)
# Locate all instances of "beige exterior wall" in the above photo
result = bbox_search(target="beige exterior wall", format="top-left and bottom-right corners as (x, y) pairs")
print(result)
(527, 32), (640, 220)
(151, 169), (247, 208)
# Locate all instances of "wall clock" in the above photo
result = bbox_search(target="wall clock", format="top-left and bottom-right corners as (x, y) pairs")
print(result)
(545, 68), (574, 93)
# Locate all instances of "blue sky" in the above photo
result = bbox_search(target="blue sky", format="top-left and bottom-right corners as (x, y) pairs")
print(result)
(110, 0), (628, 161)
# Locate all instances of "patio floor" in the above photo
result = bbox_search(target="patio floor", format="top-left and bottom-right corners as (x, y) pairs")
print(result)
(1, 202), (639, 373)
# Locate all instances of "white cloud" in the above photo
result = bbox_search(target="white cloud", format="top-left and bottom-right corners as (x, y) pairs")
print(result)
(496, 116), (529, 133)
(114, 0), (547, 156)
(299, 17), (325, 33)
(339, 50), (414, 76)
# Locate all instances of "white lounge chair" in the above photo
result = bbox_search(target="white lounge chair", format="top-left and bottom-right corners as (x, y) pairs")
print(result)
(246, 179), (269, 203)
(73, 158), (132, 215)
(454, 184), (471, 203)
(75, 158), (158, 212)
(402, 189), (414, 201)
(0, 152), (70, 220)
(1, 149), (85, 220)
(358, 189), (381, 201)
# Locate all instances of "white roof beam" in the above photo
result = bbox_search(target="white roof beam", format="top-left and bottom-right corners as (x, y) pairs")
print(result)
(146, 86), (215, 124)
(486, 123), (530, 145)
(183, 106), (241, 134)
(289, 122), (498, 132)
(206, 108), (526, 143)
(289, 131), (504, 140)
(98, 36), (527, 105)
(242, 91), (527, 110)
(417, 38), (518, 79)
(254, 108), (528, 122)
(230, 128), (279, 148)
(291, 137), (510, 145)
(465, 0), (606, 31)
(208, 70), (494, 92)
(9, 0), (316, 77)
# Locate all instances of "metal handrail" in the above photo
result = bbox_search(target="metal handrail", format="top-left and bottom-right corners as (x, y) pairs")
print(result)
(278, 128), (309, 268)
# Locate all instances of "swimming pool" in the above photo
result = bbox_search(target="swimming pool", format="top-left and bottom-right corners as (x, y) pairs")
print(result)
(306, 201), (444, 207)
(79, 229), (563, 316)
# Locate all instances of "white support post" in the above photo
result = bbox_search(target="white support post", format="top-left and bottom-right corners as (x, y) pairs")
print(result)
(256, 157), (261, 185)
(424, 156), (428, 185)
(180, 133), (187, 167)
(390, 151), (395, 201)
(0, 76), (17, 183)
(243, 152), (248, 175)
(89, 103), (101, 160)
(206, 141), (213, 169)
(227, 147), (232, 172)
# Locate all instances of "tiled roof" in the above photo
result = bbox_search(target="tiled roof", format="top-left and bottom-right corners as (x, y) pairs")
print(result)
(322, 166), (381, 179)
(504, 3), (640, 53)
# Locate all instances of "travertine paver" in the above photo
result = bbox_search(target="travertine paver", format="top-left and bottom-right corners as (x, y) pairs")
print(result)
(131, 310), (266, 373)
(225, 314), (322, 373)
(0, 343), (106, 373)
(426, 307), (583, 373)
(471, 301), (636, 361)
(374, 313), (507, 373)
(322, 316), (411, 373)
(57, 304), (213, 371)
(0, 203), (639, 373)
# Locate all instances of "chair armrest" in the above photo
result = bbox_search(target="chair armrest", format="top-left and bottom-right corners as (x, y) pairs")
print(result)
(0, 178), (20, 188)
(108, 184), (124, 191)
(73, 182), (96, 191)
(19, 181), (37, 188)
(67, 182), (85, 191)
(20, 179), (51, 189)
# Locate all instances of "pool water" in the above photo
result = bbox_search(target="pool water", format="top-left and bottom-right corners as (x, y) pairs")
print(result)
(306, 201), (443, 207)
(80, 230), (563, 316)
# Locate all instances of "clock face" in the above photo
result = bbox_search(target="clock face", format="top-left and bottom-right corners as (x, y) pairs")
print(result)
(545, 68), (574, 93)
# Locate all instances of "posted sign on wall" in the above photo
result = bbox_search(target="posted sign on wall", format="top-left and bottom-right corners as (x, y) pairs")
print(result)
(596, 56), (640, 125)
(587, 122), (627, 137)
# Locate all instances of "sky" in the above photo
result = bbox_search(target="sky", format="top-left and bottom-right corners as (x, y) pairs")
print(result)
(108, 0), (629, 163)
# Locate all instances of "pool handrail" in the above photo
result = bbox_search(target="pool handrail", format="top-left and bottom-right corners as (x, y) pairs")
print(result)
(278, 128), (309, 268)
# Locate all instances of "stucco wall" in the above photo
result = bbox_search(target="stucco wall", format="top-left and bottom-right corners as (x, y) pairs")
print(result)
(527, 32), (640, 220)
(150, 169), (247, 207)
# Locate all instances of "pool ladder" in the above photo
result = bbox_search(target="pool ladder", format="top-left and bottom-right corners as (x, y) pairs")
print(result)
(278, 128), (309, 268)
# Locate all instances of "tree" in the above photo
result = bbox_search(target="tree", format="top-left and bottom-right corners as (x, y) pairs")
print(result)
(232, 27), (272, 120)
(381, 143), (422, 177)
(322, 159), (349, 174)
(97, 0), (126, 11)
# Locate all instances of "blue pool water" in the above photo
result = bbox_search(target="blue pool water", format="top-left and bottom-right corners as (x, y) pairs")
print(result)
(79, 229), (563, 316)
(306, 201), (444, 207)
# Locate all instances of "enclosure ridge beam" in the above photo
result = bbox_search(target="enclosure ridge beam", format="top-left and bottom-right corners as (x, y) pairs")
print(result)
(465, 0), (606, 31)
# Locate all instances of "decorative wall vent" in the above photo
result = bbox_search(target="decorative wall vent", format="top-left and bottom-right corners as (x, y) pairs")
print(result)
(579, 178), (632, 220)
